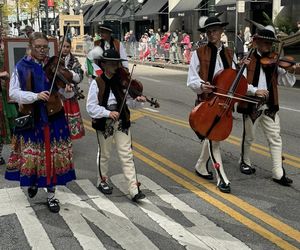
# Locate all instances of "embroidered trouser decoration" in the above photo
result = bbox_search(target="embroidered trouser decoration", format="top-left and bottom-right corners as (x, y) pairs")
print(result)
(44, 125), (56, 185)
(208, 140), (229, 185)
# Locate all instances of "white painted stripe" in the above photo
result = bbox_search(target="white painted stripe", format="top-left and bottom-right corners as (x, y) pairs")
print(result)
(139, 76), (161, 83)
(0, 188), (54, 250)
(143, 107), (160, 113)
(56, 186), (106, 250)
(75, 179), (158, 250)
(111, 174), (211, 250)
(280, 106), (300, 113)
(139, 175), (251, 250)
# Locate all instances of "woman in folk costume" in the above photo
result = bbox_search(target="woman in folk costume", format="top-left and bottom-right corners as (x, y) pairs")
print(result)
(187, 17), (237, 193)
(238, 23), (296, 186)
(60, 37), (85, 140)
(86, 49), (146, 202)
(5, 32), (76, 213)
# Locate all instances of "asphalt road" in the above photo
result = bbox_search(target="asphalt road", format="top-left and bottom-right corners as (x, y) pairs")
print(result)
(0, 63), (299, 250)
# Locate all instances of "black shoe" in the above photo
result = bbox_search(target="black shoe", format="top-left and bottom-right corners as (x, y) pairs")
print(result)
(240, 162), (256, 175)
(218, 183), (231, 193)
(195, 169), (213, 180)
(132, 191), (146, 202)
(97, 181), (113, 195)
(47, 198), (60, 213)
(28, 186), (38, 198)
(0, 157), (5, 165)
(273, 176), (293, 186)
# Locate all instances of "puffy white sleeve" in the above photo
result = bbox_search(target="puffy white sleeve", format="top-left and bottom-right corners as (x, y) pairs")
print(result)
(126, 96), (144, 109)
(119, 42), (129, 69)
(277, 67), (296, 87)
(9, 69), (38, 104)
(86, 79), (110, 119)
(187, 51), (205, 94)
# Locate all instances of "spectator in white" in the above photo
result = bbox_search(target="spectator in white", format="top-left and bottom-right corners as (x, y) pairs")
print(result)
(243, 26), (252, 53)
(220, 31), (228, 47)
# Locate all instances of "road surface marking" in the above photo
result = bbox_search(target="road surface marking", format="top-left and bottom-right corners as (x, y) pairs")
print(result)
(0, 188), (54, 250)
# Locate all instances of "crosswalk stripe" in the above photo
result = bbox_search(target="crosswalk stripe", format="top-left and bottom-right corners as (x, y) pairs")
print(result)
(138, 175), (251, 250)
(111, 174), (243, 250)
(0, 188), (54, 250)
(75, 179), (159, 250)
(56, 186), (106, 249)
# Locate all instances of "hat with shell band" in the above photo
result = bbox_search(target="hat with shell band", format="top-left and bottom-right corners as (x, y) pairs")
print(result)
(198, 16), (228, 32)
(100, 49), (128, 62)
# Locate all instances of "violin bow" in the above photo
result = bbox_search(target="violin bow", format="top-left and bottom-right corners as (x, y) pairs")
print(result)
(49, 23), (70, 95)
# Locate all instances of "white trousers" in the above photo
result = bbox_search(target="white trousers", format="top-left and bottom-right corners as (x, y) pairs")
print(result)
(195, 139), (230, 185)
(240, 112), (283, 179)
(96, 121), (139, 197)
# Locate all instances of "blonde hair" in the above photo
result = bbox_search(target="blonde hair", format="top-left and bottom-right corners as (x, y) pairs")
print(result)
(29, 32), (48, 46)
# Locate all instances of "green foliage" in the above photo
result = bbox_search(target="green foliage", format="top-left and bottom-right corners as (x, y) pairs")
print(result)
(275, 16), (295, 34)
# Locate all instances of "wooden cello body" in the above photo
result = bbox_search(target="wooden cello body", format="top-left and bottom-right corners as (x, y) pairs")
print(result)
(189, 49), (254, 141)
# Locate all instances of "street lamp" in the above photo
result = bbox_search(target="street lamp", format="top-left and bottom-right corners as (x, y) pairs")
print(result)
(121, 0), (143, 36)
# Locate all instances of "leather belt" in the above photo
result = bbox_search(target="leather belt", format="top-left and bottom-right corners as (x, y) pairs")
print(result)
(107, 104), (118, 111)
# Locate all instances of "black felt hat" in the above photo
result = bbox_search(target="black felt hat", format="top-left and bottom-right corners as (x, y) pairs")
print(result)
(100, 49), (127, 62)
(253, 25), (279, 43)
(198, 17), (228, 32)
(99, 24), (113, 33)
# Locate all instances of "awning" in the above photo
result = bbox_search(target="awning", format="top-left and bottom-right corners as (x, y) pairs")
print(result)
(93, 0), (124, 22)
(169, 0), (202, 18)
(81, 4), (93, 16)
(135, 0), (168, 18)
(216, 0), (270, 6)
(85, 1), (108, 23)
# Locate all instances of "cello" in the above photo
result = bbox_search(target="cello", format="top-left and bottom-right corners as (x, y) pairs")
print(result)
(189, 48), (258, 141)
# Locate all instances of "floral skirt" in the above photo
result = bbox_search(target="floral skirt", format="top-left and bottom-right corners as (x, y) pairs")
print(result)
(64, 98), (85, 140)
(5, 111), (76, 187)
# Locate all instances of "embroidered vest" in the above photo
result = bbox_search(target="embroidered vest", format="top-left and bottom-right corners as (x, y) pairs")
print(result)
(92, 75), (130, 131)
(247, 52), (279, 112)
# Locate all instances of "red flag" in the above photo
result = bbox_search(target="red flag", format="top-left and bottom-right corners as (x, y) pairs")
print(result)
(48, 0), (55, 7)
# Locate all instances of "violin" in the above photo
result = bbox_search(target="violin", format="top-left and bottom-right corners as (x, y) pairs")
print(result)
(44, 56), (85, 100)
(260, 52), (299, 69)
(118, 67), (160, 108)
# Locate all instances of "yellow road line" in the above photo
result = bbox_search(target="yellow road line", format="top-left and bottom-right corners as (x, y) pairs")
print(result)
(132, 141), (300, 244)
(138, 110), (300, 167)
(133, 150), (298, 250)
(83, 122), (300, 247)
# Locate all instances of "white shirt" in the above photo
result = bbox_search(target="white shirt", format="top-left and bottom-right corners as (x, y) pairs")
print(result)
(86, 78), (143, 119)
(64, 53), (81, 83)
(245, 52), (296, 95)
(187, 47), (237, 94)
(9, 69), (74, 104)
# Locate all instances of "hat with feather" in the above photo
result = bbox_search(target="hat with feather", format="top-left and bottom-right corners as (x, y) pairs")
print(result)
(198, 13), (227, 32)
(245, 18), (279, 43)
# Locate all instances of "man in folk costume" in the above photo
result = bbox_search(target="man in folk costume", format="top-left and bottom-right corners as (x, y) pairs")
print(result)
(238, 24), (296, 186)
(6, 32), (76, 213)
(86, 25), (128, 80)
(86, 49), (146, 202)
(187, 17), (237, 193)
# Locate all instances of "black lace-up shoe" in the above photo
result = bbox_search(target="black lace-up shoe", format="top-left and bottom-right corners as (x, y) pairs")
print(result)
(27, 186), (38, 198)
(195, 169), (214, 180)
(132, 191), (146, 202)
(97, 181), (113, 195)
(0, 157), (5, 165)
(273, 176), (293, 186)
(217, 183), (231, 193)
(240, 162), (256, 175)
(47, 198), (60, 213)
